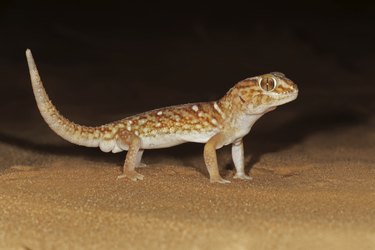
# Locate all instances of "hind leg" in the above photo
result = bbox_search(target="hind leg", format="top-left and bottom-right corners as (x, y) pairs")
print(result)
(204, 133), (231, 184)
(116, 130), (144, 181)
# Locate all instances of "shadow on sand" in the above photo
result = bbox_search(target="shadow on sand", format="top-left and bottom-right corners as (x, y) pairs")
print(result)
(0, 106), (370, 175)
(244, 106), (370, 172)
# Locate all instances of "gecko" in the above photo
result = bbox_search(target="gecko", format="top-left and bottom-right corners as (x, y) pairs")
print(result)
(25, 49), (298, 184)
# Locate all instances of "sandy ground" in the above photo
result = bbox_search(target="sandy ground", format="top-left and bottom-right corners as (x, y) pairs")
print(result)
(1, 103), (374, 249)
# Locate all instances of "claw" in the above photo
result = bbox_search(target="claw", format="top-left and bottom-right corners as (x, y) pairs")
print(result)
(233, 173), (253, 180)
(117, 171), (144, 181)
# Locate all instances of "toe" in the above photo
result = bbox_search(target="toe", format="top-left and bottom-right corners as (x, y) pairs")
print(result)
(233, 173), (253, 180)
(135, 173), (144, 180)
(117, 171), (144, 181)
(137, 163), (148, 168)
(117, 174), (126, 180)
(210, 177), (231, 184)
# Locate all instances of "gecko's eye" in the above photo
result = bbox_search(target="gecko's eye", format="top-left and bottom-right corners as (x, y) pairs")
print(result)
(259, 77), (276, 91)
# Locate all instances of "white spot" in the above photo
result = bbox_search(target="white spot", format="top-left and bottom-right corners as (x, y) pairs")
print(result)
(192, 105), (199, 112)
(211, 119), (218, 125)
(213, 102), (225, 118)
(175, 115), (181, 121)
(139, 119), (147, 125)
(134, 131), (139, 136)
(198, 112), (204, 117)
(127, 125), (132, 131)
(155, 122), (161, 127)
(157, 111), (163, 116)
(128, 120), (133, 124)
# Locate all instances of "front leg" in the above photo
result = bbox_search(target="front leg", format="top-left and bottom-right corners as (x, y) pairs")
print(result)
(116, 130), (144, 181)
(231, 138), (252, 180)
(135, 149), (147, 168)
(204, 133), (230, 184)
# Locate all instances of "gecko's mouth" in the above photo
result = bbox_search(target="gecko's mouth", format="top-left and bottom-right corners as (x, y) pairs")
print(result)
(277, 92), (298, 105)
(283, 92), (298, 99)
(269, 90), (298, 98)
(263, 90), (297, 101)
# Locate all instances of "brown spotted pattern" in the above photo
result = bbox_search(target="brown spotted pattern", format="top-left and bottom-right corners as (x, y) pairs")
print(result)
(102, 102), (226, 139)
(218, 72), (298, 111)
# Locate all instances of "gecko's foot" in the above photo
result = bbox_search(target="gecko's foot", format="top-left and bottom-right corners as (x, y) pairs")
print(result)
(233, 173), (253, 180)
(210, 177), (231, 184)
(117, 170), (144, 181)
(136, 163), (148, 168)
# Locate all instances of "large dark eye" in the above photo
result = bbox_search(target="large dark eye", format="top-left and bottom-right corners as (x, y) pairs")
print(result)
(260, 77), (276, 91)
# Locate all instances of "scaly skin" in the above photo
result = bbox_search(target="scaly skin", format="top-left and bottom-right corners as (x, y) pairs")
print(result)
(26, 49), (298, 183)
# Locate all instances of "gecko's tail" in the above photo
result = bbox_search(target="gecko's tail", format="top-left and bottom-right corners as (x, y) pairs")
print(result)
(26, 49), (101, 148)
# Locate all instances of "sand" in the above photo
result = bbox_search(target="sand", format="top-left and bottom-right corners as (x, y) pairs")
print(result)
(1, 108), (374, 249)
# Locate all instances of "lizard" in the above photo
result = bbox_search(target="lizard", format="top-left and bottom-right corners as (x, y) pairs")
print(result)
(25, 49), (298, 184)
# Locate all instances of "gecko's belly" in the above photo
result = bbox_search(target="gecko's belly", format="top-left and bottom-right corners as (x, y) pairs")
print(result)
(141, 131), (216, 149)
(98, 131), (217, 153)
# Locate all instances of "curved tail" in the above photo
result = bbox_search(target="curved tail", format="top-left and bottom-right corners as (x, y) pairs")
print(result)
(26, 49), (101, 148)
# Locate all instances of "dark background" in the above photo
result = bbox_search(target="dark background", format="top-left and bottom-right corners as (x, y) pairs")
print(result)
(0, 0), (374, 156)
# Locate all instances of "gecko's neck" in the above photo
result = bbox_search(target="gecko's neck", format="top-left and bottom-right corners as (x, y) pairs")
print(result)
(217, 87), (246, 120)
(217, 85), (276, 118)
(217, 87), (275, 137)
(217, 90), (236, 117)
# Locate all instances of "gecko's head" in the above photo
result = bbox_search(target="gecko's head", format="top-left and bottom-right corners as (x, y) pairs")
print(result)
(223, 72), (298, 114)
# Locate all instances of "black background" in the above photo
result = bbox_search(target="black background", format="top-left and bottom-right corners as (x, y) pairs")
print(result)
(0, 0), (374, 146)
